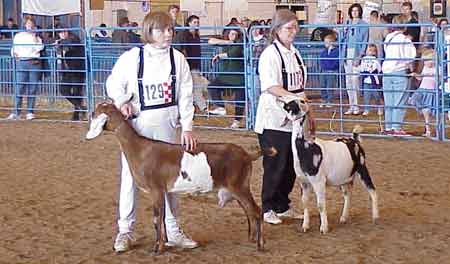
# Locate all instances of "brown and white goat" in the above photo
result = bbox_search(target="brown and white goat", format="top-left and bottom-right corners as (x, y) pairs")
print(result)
(280, 97), (379, 234)
(86, 102), (265, 253)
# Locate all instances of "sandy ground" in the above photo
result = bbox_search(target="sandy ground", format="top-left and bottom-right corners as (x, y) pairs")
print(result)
(1, 121), (450, 264)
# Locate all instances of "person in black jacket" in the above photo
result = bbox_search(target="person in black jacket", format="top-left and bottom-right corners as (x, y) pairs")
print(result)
(55, 26), (86, 120)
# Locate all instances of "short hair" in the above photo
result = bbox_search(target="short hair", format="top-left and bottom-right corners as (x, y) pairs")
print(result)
(401, 2), (413, 9)
(168, 5), (180, 11)
(7, 18), (14, 22)
(186, 15), (199, 26)
(370, 10), (379, 17)
(324, 33), (337, 41)
(248, 20), (263, 35)
(269, 9), (298, 44)
(366, 44), (378, 53)
(348, 4), (363, 19)
(391, 14), (408, 31)
(142, 11), (174, 44)
(439, 18), (449, 28)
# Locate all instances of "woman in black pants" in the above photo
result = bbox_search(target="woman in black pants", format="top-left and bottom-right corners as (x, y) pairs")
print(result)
(254, 9), (310, 224)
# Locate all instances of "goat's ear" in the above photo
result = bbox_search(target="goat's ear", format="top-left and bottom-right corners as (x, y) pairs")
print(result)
(86, 113), (108, 140)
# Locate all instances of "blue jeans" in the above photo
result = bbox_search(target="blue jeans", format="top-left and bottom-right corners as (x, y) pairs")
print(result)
(383, 71), (409, 130)
(363, 83), (382, 111)
(14, 60), (41, 115)
(319, 71), (337, 103)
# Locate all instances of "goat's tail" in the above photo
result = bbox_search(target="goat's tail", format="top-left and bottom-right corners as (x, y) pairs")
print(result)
(352, 125), (363, 142)
(248, 146), (278, 161)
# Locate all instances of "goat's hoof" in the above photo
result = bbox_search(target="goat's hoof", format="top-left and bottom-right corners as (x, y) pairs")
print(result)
(301, 226), (309, 233)
(339, 217), (347, 224)
(320, 228), (328, 234)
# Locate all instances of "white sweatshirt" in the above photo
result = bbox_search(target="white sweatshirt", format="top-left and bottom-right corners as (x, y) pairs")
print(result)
(106, 44), (194, 132)
(11, 32), (44, 58)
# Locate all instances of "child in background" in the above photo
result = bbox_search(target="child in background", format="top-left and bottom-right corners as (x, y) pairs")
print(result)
(360, 44), (383, 116)
(409, 49), (437, 137)
(319, 33), (339, 107)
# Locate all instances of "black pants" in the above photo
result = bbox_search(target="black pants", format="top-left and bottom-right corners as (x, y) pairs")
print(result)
(60, 72), (85, 110)
(258, 130), (297, 214)
(208, 78), (245, 120)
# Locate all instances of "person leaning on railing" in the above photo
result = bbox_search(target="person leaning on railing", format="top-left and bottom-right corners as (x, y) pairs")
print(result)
(208, 28), (245, 129)
(7, 16), (44, 121)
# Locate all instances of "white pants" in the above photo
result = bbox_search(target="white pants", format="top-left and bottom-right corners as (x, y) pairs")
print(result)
(344, 62), (360, 110)
(191, 70), (208, 111)
(117, 116), (181, 235)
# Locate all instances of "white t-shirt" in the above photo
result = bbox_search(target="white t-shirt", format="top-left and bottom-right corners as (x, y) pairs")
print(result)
(360, 55), (381, 84)
(382, 31), (416, 73)
(106, 44), (194, 132)
(254, 40), (307, 134)
(11, 32), (44, 58)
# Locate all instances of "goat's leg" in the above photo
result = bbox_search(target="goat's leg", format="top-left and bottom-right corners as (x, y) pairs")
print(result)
(357, 165), (379, 223)
(310, 180), (328, 234)
(300, 182), (311, 233)
(151, 192), (166, 255)
(339, 183), (353, 224)
(232, 189), (264, 251)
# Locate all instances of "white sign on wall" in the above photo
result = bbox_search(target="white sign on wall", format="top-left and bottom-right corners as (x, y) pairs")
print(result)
(22, 0), (80, 16)
(316, 0), (336, 24)
(363, 1), (382, 22)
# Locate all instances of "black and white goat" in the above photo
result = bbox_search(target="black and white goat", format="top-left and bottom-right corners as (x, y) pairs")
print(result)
(280, 96), (379, 234)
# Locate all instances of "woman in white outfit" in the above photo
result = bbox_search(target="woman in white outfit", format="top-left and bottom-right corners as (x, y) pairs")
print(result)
(106, 11), (198, 252)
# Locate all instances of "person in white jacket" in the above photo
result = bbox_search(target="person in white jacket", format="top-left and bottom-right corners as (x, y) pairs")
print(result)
(106, 11), (198, 252)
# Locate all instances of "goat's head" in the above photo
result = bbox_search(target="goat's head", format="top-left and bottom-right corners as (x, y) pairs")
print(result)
(278, 95), (309, 125)
(86, 101), (125, 140)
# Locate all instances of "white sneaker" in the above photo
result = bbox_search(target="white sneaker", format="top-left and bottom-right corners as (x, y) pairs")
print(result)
(25, 113), (36, 120)
(263, 210), (282, 225)
(377, 108), (383, 116)
(362, 110), (369, 116)
(6, 113), (18, 120)
(208, 107), (226, 116)
(166, 230), (199, 249)
(230, 119), (240, 129)
(344, 109), (353, 115)
(113, 232), (135, 253)
(276, 208), (303, 219)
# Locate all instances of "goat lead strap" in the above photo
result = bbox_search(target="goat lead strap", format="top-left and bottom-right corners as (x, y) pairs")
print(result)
(273, 42), (305, 94)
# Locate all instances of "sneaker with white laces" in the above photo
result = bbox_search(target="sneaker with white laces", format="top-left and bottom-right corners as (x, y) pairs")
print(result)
(113, 232), (135, 253)
(166, 230), (199, 249)
(263, 210), (282, 225)
(362, 110), (369, 116)
(25, 113), (36, 120)
(276, 208), (303, 219)
(6, 113), (18, 120)
(230, 119), (240, 129)
(208, 107), (226, 116)
(344, 109), (353, 115)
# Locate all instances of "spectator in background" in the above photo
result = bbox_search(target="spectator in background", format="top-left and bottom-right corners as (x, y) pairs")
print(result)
(174, 15), (208, 112)
(54, 26), (86, 121)
(7, 16), (44, 120)
(94, 23), (109, 39)
(319, 33), (339, 107)
(360, 44), (383, 116)
(342, 3), (369, 115)
(1, 18), (19, 39)
(112, 17), (130, 44)
(248, 20), (268, 107)
(208, 28), (245, 129)
(128, 21), (141, 43)
(382, 14), (416, 136)
(168, 4), (181, 28)
(401, 2), (420, 46)
(368, 10), (384, 57)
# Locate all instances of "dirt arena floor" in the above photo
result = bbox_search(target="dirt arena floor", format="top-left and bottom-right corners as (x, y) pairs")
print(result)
(1, 121), (450, 264)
